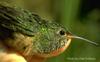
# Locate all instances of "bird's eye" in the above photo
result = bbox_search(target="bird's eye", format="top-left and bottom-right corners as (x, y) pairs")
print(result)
(59, 30), (66, 35)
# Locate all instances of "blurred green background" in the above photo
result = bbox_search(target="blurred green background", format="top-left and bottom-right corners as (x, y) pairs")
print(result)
(0, 0), (100, 62)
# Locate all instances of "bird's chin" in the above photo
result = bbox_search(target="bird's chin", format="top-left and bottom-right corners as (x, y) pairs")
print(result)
(35, 39), (71, 58)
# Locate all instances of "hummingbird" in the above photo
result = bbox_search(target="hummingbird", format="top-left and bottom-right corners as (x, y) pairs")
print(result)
(0, 4), (99, 62)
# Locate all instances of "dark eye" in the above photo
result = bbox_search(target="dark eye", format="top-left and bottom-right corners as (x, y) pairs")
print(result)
(59, 30), (66, 35)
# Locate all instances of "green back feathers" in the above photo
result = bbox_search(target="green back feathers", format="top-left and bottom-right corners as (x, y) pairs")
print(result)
(0, 4), (40, 36)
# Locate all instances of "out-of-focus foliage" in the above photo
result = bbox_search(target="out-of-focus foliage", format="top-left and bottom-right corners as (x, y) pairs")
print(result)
(0, 0), (100, 62)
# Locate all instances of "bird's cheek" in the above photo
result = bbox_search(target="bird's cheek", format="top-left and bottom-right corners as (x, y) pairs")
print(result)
(37, 39), (71, 58)
(49, 39), (71, 57)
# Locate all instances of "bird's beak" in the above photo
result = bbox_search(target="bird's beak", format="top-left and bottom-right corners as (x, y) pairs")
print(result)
(66, 32), (99, 46)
